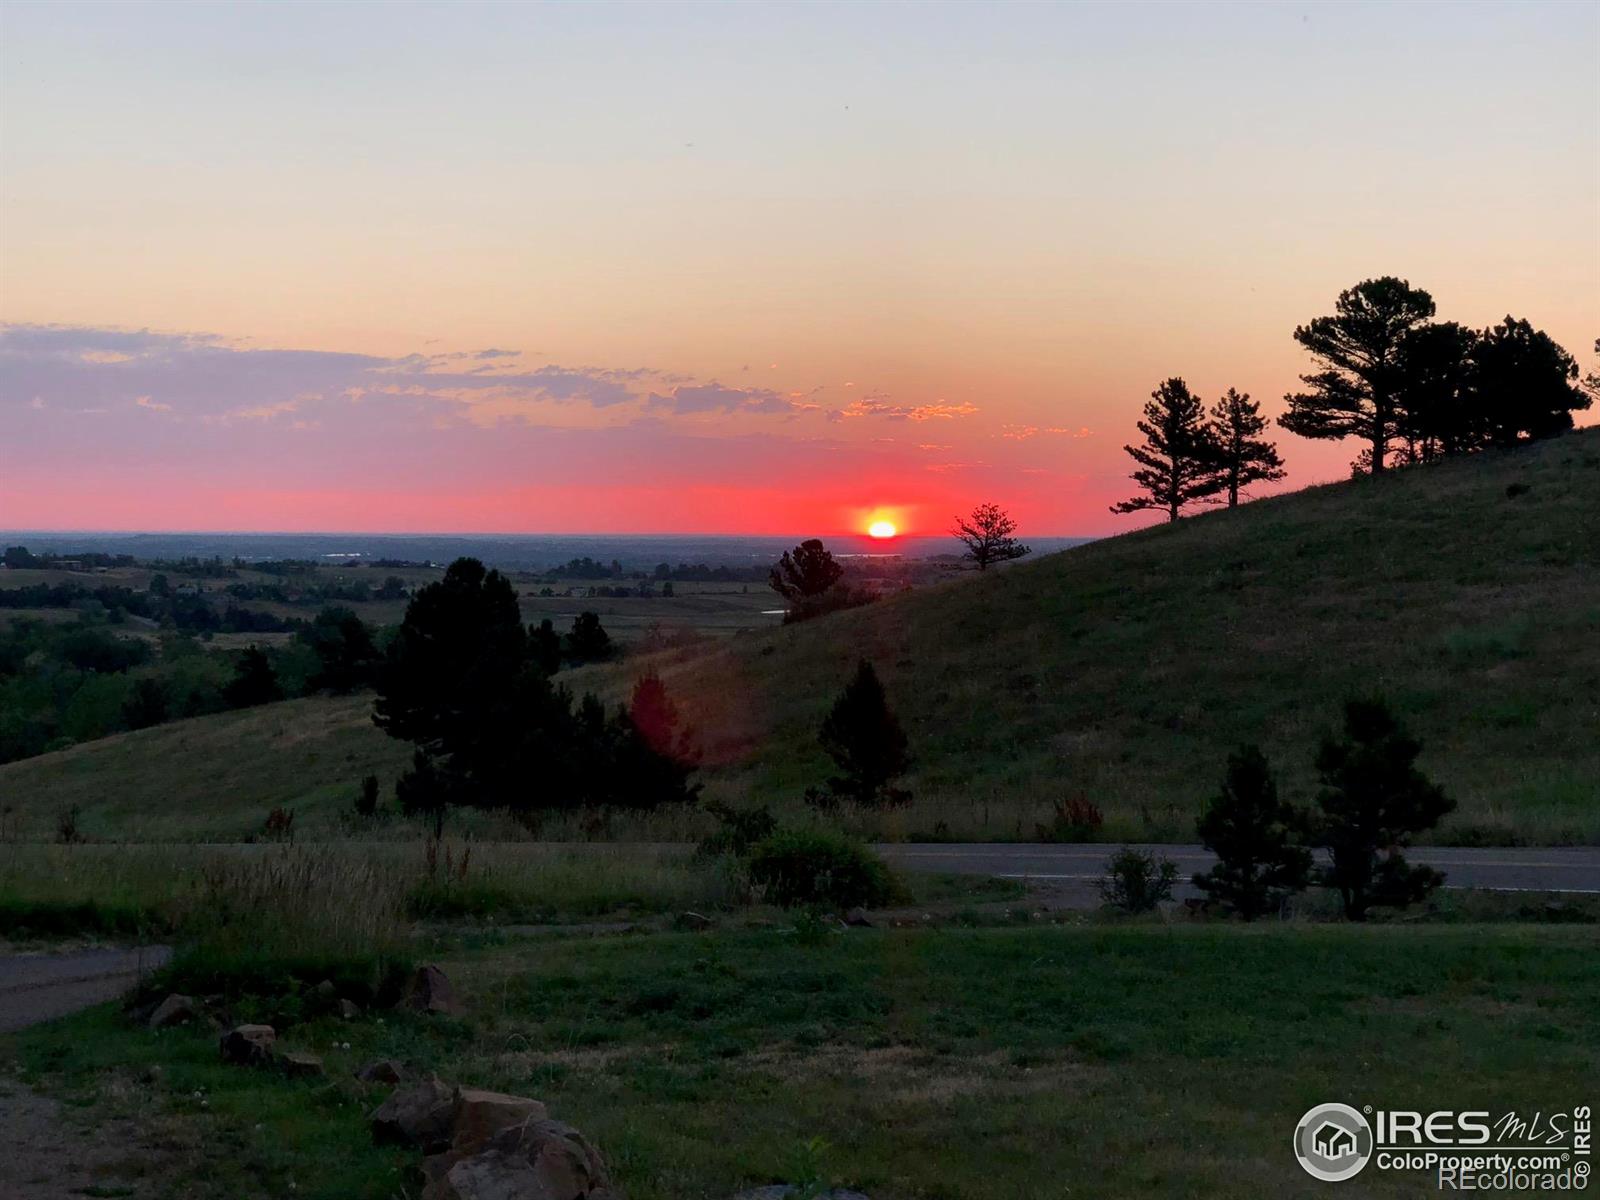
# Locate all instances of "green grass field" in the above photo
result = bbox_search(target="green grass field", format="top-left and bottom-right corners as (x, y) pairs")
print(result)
(4, 430), (1596, 844)
(8, 922), (1596, 1199)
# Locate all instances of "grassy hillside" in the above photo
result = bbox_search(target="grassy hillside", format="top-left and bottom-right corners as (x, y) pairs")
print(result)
(621, 429), (1600, 843)
(0, 695), (407, 840)
(4, 430), (1596, 843)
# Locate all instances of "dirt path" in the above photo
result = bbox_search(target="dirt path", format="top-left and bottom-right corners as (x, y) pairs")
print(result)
(0, 946), (173, 1198)
(0, 944), (171, 1034)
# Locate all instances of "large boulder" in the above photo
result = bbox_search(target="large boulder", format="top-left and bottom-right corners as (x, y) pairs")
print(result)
(423, 1117), (611, 1200)
(401, 965), (463, 1016)
(219, 1024), (276, 1067)
(148, 993), (198, 1030)
(371, 1075), (456, 1151)
(450, 1088), (550, 1156)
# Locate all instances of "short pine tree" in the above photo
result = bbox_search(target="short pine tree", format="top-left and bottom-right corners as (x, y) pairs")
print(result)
(1193, 745), (1311, 919)
(817, 660), (910, 806)
(1111, 377), (1223, 521)
(1208, 389), (1285, 508)
(1311, 699), (1456, 921)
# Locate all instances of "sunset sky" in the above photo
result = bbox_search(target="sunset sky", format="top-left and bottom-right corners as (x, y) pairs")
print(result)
(2, 1), (1596, 536)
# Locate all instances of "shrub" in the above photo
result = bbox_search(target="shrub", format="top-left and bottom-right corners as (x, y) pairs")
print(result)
(746, 829), (903, 910)
(55, 805), (83, 845)
(354, 774), (380, 818)
(1036, 793), (1104, 842)
(262, 806), (295, 841)
(1099, 848), (1178, 913)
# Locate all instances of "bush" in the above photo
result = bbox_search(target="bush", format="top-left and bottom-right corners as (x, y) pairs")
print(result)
(746, 829), (903, 910)
(1036, 793), (1104, 842)
(354, 774), (379, 818)
(1099, 848), (1178, 913)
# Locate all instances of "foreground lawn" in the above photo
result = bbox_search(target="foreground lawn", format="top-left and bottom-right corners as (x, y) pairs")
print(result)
(7, 922), (1596, 1199)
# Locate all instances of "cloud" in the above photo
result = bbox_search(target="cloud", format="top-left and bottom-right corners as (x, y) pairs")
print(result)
(646, 382), (806, 415)
(837, 397), (980, 421)
(0, 325), (812, 428)
(1000, 424), (1094, 440)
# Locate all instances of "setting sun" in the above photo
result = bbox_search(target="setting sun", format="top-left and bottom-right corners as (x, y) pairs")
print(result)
(868, 520), (897, 539)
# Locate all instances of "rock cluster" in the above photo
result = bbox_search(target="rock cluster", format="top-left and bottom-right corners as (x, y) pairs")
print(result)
(368, 1077), (616, 1200)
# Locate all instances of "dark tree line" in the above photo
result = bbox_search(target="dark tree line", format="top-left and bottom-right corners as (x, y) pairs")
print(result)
(372, 558), (695, 826)
(1281, 278), (1589, 473)
(1113, 278), (1589, 519)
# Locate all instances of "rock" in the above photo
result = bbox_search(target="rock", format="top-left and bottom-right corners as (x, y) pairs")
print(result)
(148, 993), (198, 1030)
(842, 907), (872, 927)
(371, 1075), (456, 1151)
(449, 1088), (549, 1156)
(141, 1064), (164, 1085)
(400, 964), (463, 1016)
(356, 1058), (405, 1086)
(313, 979), (337, 1001)
(279, 1051), (325, 1078)
(219, 1024), (276, 1067)
(338, 998), (361, 1019)
(423, 1117), (610, 1200)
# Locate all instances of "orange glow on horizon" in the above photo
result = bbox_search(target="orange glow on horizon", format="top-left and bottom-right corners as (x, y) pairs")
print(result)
(868, 520), (897, 539)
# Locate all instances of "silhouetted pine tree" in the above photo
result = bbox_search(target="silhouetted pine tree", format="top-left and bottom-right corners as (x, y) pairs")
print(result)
(1193, 745), (1311, 919)
(530, 618), (562, 676)
(817, 660), (910, 807)
(1208, 389), (1284, 508)
(1279, 277), (1437, 473)
(1468, 316), (1591, 445)
(566, 611), (612, 662)
(1111, 377), (1222, 521)
(769, 539), (845, 602)
(1310, 699), (1455, 921)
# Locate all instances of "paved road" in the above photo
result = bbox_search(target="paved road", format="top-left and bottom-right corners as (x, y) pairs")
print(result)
(878, 843), (1600, 899)
(0, 945), (170, 1034)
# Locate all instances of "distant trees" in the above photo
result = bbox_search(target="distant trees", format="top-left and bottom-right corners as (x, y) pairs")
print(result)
(810, 659), (910, 807)
(302, 606), (379, 693)
(373, 557), (696, 823)
(1280, 279), (1589, 473)
(1111, 378), (1223, 521)
(223, 646), (284, 708)
(1309, 699), (1455, 922)
(1280, 277), (1438, 474)
(1208, 389), (1284, 508)
(953, 503), (1031, 570)
(1193, 745), (1311, 919)
(121, 678), (170, 731)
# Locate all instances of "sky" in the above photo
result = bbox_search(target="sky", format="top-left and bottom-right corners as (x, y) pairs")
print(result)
(2, 0), (1596, 537)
